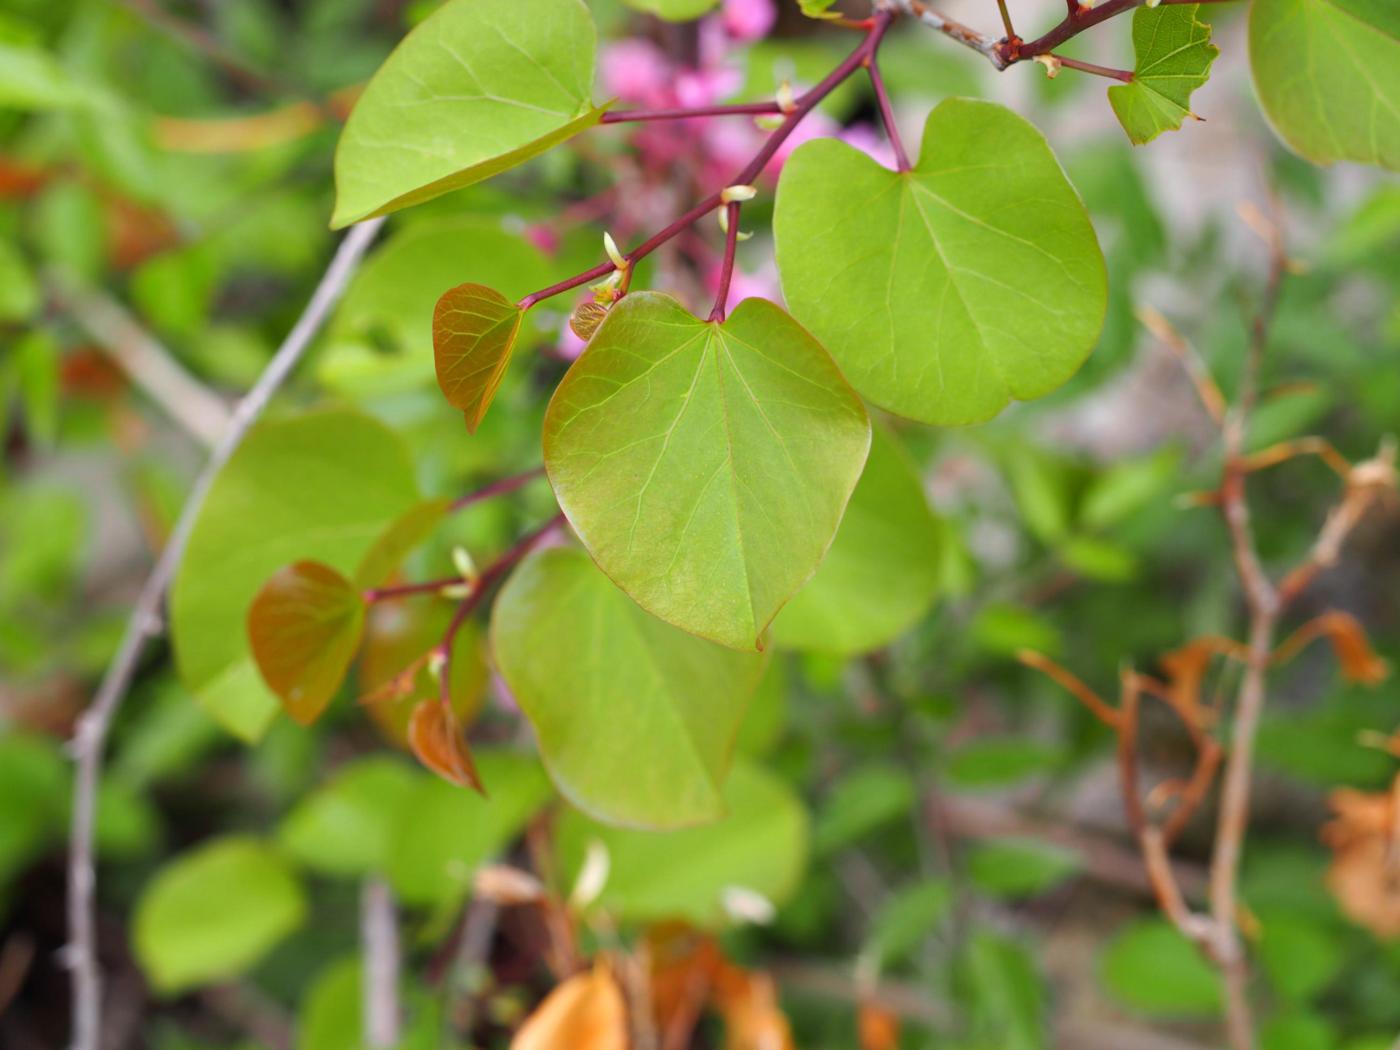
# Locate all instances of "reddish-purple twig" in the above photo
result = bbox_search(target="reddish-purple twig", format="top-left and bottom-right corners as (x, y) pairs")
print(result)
(601, 101), (783, 123)
(449, 465), (546, 512)
(709, 202), (742, 322)
(866, 58), (910, 171)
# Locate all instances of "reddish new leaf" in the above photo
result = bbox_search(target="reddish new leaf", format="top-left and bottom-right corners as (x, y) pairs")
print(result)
(247, 561), (366, 725)
(408, 697), (483, 791)
(433, 282), (524, 433)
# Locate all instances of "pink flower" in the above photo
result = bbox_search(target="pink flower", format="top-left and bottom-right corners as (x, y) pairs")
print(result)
(839, 122), (899, 170)
(705, 259), (783, 305)
(675, 65), (743, 108)
(722, 0), (776, 41)
(522, 223), (560, 256)
(601, 39), (672, 105)
(765, 111), (841, 174)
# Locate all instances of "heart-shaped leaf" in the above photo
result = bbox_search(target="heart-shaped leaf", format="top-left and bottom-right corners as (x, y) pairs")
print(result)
(1249, 0), (1399, 171)
(543, 293), (870, 651)
(774, 98), (1106, 426)
(434, 283), (525, 432)
(332, 0), (609, 228)
(247, 561), (366, 726)
(171, 409), (419, 741)
(770, 425), (941, 655)
(491, 547), (767, 828)
(408, 698), (483, 791)
(1109, 4), (1219, 145)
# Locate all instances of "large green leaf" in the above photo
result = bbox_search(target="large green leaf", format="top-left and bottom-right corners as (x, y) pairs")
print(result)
(553, 759), (808, 927)
(385, 750), (552, 905)
(1100, 918), (1222, 1017)
(543, 293), (870, 651)
(491, 547), (767, 828)
(770, 425), (940, 654)
(434, 283), (525, 432)
(134, 836), (306, 994)
(774, 98), (1106, 426)
(331, 0), (608, 227)
(171, 410), (420, 741)
(1108, 4), (1219, 145)
(1250, 0), (1400, 170)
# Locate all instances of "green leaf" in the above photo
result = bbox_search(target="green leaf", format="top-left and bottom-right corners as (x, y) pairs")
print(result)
(1079, 447), (1181, 529)
(1250, 0), (1400, 170)
(945, 737), (1060, 789)
(247, 561), (366, 726)
(544, 293), (870, 651)
(298, 955), (442, 1050)
(491, 547), (767, 828)
(813, 763), (915, 855)
(959, 932), (1046, 1050)
(434, 283), (525, 432)
(1261, 1012), (1336, 1050)
(774, 98), (1106, 426)
(861, 880), (953, 972)
(385, 750), (552, 905)
(1108, 4), (1219, 145)
(278, 757), (423, 877)
(0, 40), (113, 111)
(134, 836), (306, 994)
(770, 425), (940, 655)
(553, 759), (809, 927)
(797, 0), (843, 20)
(1255, 910), (1344, 1003)
(1100, 918), (1222, 1017)
(0, 238), (39, 322)
(966, 839), (1081, 899)
(623, 0), (721, 19)
(171, 409), (420, 741)
(331, 0), (608, 227)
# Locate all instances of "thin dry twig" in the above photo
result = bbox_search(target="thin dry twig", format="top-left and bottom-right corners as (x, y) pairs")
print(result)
(65, 217), (385, 1050)
(362, 877), (401, 1048)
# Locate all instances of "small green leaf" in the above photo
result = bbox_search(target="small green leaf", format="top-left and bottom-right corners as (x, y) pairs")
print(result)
(862, 880), (953, 972)
(775, 98), (1106, 425)
(814, 763), (915, 855)
(134, 837), (306, 993)
(248, 561), (366, 726)
(1255, 910), (1344, 1002)
(332, 0), (608, 227)
(0, 41), (114, 112)
(966, 839), (1082, 899)
(1100, 918), (1222, 1017)
(0, 239), (39, 322)
(544, 293), (870, 651)
(434, 283), (525, 432)
(553, 759), (809, 928)
(171, 409), (420, 741)
(491, 547), (767, 828)
(797, 0), (843, 20)
(386, 750), (552, 906)
(945, 737), (1060, 789)
(1108, 4), (1219, 145)
(1250, 0), (1400, 171)
(770, 425), (941, 655)
(278, 757), (423, 877)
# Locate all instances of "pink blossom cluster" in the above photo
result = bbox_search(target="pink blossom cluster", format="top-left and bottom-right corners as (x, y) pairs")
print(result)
(547, 0), (897, 356)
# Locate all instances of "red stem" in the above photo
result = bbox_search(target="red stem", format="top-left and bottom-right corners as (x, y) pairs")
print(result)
(709, 202), (742, 323)
(1054, 54), (1134, 81)
(867, 58), (910, 172)
(449, 466), (546, 512)
(515, 13), (895, 312)
(364, 576), (461, 603)
(601, 101), (783, 123)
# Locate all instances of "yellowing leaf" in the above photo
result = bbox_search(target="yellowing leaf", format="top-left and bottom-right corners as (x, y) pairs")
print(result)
(434, 283), (526, 432)
(247, 561), (365, 726)
(511, 963), (629, 1050)
(1108, 4), (1219, 145)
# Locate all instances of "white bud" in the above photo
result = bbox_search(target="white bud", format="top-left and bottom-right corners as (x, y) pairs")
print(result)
(716, 208), (753, 241)
(721, 885), (776, 925)
(776, 79), (796, 114)
(438, 582), (473, 600)
(602, 231), (628, 270)
(451, 545), (478, 582)
(754, 114), (784, 131)
(427, 650), (447, 681)
(1034, 55), (1062, 79)
(569, 839), (610, 909)
(721, 184), (758, 204)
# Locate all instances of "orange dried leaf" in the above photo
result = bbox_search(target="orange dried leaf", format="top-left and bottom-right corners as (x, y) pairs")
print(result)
(858, 1002), (901, 1050)
(434, 282), (524, 433)
(1321, 612), (1389, 685)
(1328, 837), (1400, 939)
(408, 697), (483, 792)
(511, 963), (629, 1050)
(247, 560), (365, 726)
(713, 966), (795, 1050)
